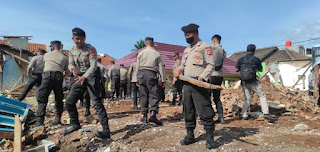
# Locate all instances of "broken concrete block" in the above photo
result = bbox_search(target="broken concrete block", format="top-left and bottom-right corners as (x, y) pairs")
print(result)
(293, 123), (309, 131)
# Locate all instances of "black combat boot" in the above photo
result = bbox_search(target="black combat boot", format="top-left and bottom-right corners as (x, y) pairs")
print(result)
(84, 107), (91, 117)
(49, 116), (61, 126)
(217, 114), (226, 124)
(148, 111), (163, 125)
(205, 128), (215, 149)
(95, 129), (111, 139)
(62, 125), (81, 136)
(31, 117), (45, 131)
(140, 113), (148, 123)
(180, 129), (196, 145)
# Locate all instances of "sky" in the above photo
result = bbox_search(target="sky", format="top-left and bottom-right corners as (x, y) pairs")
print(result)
(1, 0), (320, 59)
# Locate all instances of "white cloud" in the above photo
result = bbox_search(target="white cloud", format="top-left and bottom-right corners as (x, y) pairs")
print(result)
(285, 21), (320, 47)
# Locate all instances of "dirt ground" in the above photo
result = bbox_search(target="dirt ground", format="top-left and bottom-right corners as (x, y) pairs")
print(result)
(18, 99), (320, 152)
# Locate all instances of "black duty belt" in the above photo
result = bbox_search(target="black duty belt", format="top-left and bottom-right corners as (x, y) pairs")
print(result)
(139, 69), (157, 74)
(43, 71), (62, 75)
(32, 73), (43, 75)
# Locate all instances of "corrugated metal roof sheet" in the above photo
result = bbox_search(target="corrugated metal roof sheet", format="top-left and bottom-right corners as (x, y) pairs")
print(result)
(110, 42), (239, 75)
(0, 40), (47, 53)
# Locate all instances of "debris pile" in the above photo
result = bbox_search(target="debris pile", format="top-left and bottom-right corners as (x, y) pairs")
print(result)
(221, 77), (320, 119)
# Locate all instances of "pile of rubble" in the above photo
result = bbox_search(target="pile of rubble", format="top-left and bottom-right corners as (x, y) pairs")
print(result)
(221, 77), (320, 119)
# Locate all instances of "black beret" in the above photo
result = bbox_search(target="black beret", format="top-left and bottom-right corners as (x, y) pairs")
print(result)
(247, 44), (256, 52)
(145, 37), (154, 42)
(37, 49), (46, 54)
(50, 40), (61, 47)
(72, 27), (86, 37)
(181, 23), (199, 33)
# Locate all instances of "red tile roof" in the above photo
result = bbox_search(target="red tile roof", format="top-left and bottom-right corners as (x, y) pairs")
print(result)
(99, 54), (116, 66)
(28, 43), (47, 53)
(111, 42), (239, 75)
(0, 40), (47, 53)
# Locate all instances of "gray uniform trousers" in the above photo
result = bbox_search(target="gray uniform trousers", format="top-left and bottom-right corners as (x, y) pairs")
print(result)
(241, 81), (269, 118)
(208, 76), (224, 115)
(183, 81), (215, 130)
(138, 69), (160, 114)
(19, 73), (42, 101)
(65, 70), (110, 130)
(111, 75), (120, 98)
(36, 71), (64, 119)
(172, 79), (182, 104)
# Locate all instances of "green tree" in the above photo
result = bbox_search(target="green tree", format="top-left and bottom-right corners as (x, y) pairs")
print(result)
(131, 39), (145, 52)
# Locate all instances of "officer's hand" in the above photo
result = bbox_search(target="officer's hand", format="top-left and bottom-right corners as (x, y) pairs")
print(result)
(172, 81), (175, 85)
(174, 69), (181, 78)
(136, 82), (139, 87)
(75, 76), (86, 85)
(198, 77), (203, 82)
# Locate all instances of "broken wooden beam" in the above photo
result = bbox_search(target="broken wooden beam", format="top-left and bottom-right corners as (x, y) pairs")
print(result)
(178, 75), (223, 90)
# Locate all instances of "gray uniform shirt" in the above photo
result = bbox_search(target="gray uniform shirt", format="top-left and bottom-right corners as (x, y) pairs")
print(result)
(172, 59), (181, 82)
(211, 44), (226, 77)
(120, 68), (128, 81)
(108, 65), (120, 77)
(97, 63), (106, 78)
(27, 55), (44, 75)
(128, 61), (138, 82)
(68, 43), (97, 78)
(43, 50), (69, 76)
(136, 46), (166, 82)
(178, 41), (214, 81)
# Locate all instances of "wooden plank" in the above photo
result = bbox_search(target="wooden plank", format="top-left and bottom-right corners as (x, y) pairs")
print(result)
(259, 68), (270, 79)
(0, 130), (14, 139)
(9, 83), (26, 93)
(13, 115), (21, 152)
(291, 63), (312, 88)
(9, 76), (23, 91)
(178, 75), (223, 90)
(3, 50), (30, 64)
(314, 65), (319, 99)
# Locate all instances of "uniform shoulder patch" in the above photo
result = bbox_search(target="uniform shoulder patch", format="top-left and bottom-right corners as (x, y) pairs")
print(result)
(205, 46), (212, 55)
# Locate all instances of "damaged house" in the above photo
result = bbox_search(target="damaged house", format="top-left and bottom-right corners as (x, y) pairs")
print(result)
(0, 36), (47, 94)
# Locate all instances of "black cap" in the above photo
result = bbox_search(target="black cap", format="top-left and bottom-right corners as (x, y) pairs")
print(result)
(181, 23), (199, 33)
(72, 27), (86, 37)
(145, 37), (154, 42)
(173, 52), (179, 56)
(37, 49), (46, 54)
(247, 44), (256, 52)
(120, 64), (124, 67)
(50, 40), (61, 47)
(97, 58), (101, 62)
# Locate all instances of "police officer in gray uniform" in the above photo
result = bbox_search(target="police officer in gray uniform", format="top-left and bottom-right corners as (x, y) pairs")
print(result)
(169, 52), (182, 106)
(108, 60), (120, 101)
(63, 28), (110, 139)
(174, 24), (216, 149)
(209, 35), (226, 124)
(128, 54), (139, 110)
(136, 37), (166, 125)
(18, 49), (46, 101)
(119, 64), (128, 99)
(34, 41), (69, 128)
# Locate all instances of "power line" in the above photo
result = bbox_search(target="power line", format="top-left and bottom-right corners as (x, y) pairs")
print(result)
(277, 37), (320, 47)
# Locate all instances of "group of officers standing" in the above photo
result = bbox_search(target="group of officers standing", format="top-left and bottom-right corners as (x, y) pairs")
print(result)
(18, 22), (267, 149)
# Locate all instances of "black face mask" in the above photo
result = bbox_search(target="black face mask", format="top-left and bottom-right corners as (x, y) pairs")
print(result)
(186, 37), (194, 44)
